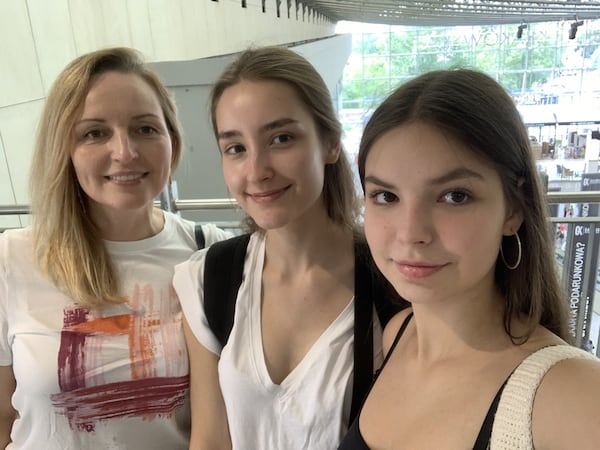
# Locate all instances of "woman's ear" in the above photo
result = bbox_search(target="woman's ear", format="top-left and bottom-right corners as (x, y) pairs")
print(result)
(503, 209), (524, 236)
(503, 177), (526, 235)
(325, 142), (341, 164)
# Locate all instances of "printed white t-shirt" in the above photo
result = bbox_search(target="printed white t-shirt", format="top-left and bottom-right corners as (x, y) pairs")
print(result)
(174, 232), (383, 450)
(0, 212), (230, 450)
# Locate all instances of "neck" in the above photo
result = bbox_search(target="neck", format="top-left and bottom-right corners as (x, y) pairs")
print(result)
(92, 207), (165, 241)
(409, 289), (511, 363)
(264, 220), (354, 274)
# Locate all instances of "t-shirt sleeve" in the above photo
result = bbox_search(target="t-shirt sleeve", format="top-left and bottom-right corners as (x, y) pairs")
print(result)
(0, 234), (12, 366)
(173, 250), (222, 356)
(200, 223), (234, 247)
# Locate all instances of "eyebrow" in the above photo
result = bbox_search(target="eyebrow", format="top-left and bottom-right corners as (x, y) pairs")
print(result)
(217, 118), (299, 140)
(75, 113), (161, 126)
(364, 167), (485, 189)
(429, 167), (485, 185)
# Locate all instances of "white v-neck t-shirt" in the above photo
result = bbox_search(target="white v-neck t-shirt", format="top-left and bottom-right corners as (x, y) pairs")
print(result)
(174, 232), (375, 450)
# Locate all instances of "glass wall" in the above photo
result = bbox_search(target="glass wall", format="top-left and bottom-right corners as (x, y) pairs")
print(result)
(337, 19), (600, 158)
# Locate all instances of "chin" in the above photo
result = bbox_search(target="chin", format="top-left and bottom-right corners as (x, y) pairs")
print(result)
(255, 220), (288, 231)
(96, 199), (155, 215)
(253, 214), (292, 231)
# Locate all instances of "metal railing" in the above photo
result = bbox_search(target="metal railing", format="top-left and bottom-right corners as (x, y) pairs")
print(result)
(3, 190), (600, 223)
(2, 191), (600, 354)
(0, 198), (239, 216)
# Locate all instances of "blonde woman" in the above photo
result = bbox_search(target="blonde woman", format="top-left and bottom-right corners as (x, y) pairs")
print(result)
(0, 48), (230, 449)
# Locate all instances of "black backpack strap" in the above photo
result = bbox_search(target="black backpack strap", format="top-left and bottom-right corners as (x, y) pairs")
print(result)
(349, 237), (408, 425)
(203, 234), (251, 347)
(194, 222), (206, 249)
(350, 239), (376, 424)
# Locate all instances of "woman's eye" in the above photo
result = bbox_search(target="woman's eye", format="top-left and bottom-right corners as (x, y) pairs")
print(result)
(223, 144), (245, 155)
(272, 134), (293, 145)
(138, 125), (158, 135)
(441, 190), (470, 205)
(82, 129), (105, 140)
(370, 191), (398, 205)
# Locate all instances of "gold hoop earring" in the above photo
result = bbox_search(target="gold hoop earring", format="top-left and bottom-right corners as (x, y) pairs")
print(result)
(500, 232), (522, 270)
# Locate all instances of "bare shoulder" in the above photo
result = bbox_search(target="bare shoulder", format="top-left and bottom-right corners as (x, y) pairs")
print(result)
(382, 308), (413, 355)
(532, 352), (600, 449)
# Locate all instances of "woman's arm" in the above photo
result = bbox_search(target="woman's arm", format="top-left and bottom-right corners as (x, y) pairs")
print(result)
(183, 317), (232, 450)
(0, 365), (16, 448)
(532, 357), (600, 449)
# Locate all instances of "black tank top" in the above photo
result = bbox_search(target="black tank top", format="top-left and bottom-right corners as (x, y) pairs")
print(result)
(337, 313), (508, 450)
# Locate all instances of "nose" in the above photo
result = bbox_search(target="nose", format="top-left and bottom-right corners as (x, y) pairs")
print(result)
(394, 202), (434, 245)
(110, 130), (138, 163)
(246, 147), (273, 182)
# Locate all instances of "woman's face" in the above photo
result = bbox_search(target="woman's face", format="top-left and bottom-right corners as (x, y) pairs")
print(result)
(363, 122), (522, 307)
(71, 71), (173, 223)
(215, 79), (339, 231)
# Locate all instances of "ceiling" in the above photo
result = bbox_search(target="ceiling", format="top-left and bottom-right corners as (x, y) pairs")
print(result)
(301, 1), (600, 26)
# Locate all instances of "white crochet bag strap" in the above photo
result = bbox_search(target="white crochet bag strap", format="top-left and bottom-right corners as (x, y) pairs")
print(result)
(490, 344), (597, 450)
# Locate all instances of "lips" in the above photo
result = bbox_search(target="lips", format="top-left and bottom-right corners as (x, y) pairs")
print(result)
(394, 261), (447, 279)
(248, 186), (290, 203)
(106, 172), (146, 182)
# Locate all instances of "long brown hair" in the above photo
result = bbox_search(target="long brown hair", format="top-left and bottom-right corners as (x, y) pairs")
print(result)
(209, 46), (359, 232)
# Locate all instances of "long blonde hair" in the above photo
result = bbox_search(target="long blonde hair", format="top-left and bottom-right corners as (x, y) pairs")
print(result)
(29, 47), (182, 308)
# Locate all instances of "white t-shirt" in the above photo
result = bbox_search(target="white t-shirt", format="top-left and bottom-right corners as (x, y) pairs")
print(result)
(0, 212), (231, 450)
(173, 232), (383, 450)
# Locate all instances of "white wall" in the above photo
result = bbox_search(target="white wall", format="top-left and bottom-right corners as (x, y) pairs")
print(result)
(0, 0), (336, 229)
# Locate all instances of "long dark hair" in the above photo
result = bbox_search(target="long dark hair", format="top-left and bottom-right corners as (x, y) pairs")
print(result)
(358, 69), (569, 342)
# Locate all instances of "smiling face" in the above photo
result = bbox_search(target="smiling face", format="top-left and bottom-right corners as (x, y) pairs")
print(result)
(215, 80), (339, 231)
(363, 122), (523, 306)
(71, 71), (173, 223)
